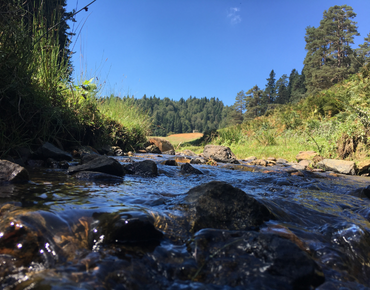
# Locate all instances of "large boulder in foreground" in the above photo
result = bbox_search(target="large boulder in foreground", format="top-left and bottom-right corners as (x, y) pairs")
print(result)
(190, 229), (325, 289)
(0, 160), (29, 183)
(148, 137), (174, 153)
(67, 155), (124, 177)
(203, 145), (239, 164)
(185, 181), (273, 232)
(317, 159), (356, 175)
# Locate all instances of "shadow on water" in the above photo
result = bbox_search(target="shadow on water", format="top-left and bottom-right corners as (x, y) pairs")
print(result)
(1, 155), (370, 289)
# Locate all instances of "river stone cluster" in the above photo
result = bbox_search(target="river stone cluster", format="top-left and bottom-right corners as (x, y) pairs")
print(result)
(4, 140), (370, 289)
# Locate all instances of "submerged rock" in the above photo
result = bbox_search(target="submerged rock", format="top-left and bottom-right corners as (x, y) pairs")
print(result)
(89, 211), (163, 249)
(162, 159), (178, 166)
(0, 160), (29, 183)
(202, 145), (239, 164)
(67, 155), (124, 177)
(185, 181), (273, 232)
(72, 171), (123, 182)
(180, 163), (203, 175)
(348, 185), (370, 199)
(190, 229), (325, 289)
(132, 160), (158, 177)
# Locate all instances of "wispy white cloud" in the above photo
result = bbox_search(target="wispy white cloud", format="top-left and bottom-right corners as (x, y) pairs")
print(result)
(227, 7), (241, 25)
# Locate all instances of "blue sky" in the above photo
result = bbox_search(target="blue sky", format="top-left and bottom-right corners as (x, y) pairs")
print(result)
(66, 0), (370, 106)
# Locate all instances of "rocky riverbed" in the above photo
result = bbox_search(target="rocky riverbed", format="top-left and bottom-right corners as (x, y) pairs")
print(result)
(0, 141), (370, 289)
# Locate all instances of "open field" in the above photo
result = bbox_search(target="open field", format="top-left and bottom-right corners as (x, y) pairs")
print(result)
(149, 133), (203, 147)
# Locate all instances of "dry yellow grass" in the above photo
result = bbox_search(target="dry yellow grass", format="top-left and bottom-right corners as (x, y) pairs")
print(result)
(149, 133), (203, 147)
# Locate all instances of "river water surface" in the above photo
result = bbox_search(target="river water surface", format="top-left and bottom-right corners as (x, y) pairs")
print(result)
(0, 154), (370, 289)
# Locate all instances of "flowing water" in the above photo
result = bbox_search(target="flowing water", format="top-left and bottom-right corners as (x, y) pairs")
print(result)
(1, 154), (370, 289)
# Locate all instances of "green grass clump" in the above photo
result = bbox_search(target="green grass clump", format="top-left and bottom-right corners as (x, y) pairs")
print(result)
(98, 96), (152, 150)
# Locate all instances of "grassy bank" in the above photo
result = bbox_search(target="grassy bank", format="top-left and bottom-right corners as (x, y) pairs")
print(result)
(0, 2), (149, 157)
(175, 64), (370, 164)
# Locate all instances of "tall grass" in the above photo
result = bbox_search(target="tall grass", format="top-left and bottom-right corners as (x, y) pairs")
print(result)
(0, 1), (151, 157)
(98, 96), (152, 150)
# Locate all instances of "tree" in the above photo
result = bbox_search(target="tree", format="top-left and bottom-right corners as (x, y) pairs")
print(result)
(357, 32), (370, 65)
(288, 69), (306, 103)
(265, 70), (276, 104)
(275, 74), (289, 104)
(244, 85), (264, 119)
(303, 5), (360, 93)
(233, 90), (246, 113)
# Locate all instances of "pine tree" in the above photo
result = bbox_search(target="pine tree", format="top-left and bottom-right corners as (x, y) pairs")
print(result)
(288, 69), (307, 103)
(233, 90), (246, 113)
(244, 85), (264, 119)
(303, 5), (360, 93)
(275, 74), (289, 104)
(357, 32), (370, 65)
(265, 70), (276, 104)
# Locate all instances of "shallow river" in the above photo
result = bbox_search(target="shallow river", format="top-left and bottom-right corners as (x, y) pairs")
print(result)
(1, 154), (370, 289)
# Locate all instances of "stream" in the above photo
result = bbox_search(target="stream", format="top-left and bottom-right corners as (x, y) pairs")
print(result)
(1, 154), (370, 289)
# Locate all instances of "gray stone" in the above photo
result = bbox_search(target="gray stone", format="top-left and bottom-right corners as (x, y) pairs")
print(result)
(132, 160), (158, 177)
(0, 160), (29, 183)
(148, 137), (175, 152)
(317, 159), (356, 175)
(185, 181), (273, 232)
(67, 155), (124, 176)
(36, 142), (72, 161)
(203, 145), (239, 164)
(190, 157), (207, 165)
(180, 163), (203, 175)
(181, 149), (198, 157)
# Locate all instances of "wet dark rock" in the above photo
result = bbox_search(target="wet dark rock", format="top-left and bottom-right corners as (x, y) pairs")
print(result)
(67, 155), (124, 177)
(89, 211), (163, 248)
(185, 181), (274, 232)
(72, 171), (123, 182)
(190, 229), (325, 289)
(203, 145), (240, 164)
(98, 145), (115, 156)
(0, 160), (29, 183)
(347, 185), (370, 199)
(180, 163), (203, 175)
(34, 142), (72, 161)
(190, 157), (207, 165)
(132, 160), (158, 177)
(81, 153), (100, 164)
(26, 159), (45, 167)
(146, 144), (161, 154)
(162, 160), (178, 166)
(0, 205), (68, 268)
(71, 145), (99, 158)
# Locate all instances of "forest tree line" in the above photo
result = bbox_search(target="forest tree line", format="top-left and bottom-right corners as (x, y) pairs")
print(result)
(102, 95), (233, 137)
